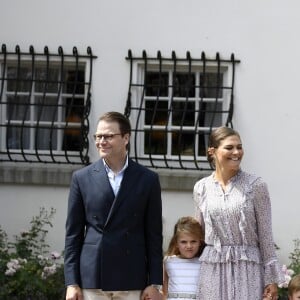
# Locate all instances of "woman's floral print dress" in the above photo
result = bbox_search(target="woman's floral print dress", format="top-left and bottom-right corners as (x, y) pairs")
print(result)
(193, 170), (284, 300)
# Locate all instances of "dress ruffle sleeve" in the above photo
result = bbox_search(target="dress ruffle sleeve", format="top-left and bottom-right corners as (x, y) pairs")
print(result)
(251, 178), (285, 286)
(193, 179), (206, 232)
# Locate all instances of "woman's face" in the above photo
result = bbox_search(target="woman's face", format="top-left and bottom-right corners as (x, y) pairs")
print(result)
(213, 135), (243, 172)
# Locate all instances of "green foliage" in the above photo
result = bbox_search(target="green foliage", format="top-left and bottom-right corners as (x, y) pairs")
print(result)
(289, 239), (300, 275)
(0, 207), (65, 300)
(278, 239), (300, 299)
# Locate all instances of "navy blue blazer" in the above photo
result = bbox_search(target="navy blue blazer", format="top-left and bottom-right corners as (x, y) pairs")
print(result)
(64, 158), (163, 290)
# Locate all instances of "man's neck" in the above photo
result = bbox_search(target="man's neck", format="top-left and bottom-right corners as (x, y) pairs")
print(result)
(104, 155), (127, 174)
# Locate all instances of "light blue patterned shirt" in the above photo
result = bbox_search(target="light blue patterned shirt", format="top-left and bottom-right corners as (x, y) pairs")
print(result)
(103, 156), (128, 196)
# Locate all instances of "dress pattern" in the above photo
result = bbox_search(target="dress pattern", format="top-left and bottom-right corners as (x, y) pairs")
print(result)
(193, 170), (284, 300)
(164, 256), (201, 299)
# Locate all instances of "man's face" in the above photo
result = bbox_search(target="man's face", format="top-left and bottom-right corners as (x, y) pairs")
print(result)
(94, 120), (129, 162)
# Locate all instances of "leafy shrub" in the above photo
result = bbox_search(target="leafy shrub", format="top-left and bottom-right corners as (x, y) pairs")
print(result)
(278, 239), (300, 299)
(0, 207), (65, 300)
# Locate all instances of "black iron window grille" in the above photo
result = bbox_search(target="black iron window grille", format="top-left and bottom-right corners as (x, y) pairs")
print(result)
(0, 44), (96, 164)
(125, 50), (240, 170)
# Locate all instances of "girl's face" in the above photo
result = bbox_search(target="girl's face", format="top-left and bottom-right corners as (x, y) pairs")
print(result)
(289, 290), (300, 300)
(176, 232), (201, 259)
(212, 135), (243, 172)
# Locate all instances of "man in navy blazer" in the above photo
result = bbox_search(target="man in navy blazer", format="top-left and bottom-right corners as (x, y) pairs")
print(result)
(64, 112), (163, 300)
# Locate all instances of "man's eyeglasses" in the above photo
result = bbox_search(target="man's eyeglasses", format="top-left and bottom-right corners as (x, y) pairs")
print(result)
(93, 133), (122, 141)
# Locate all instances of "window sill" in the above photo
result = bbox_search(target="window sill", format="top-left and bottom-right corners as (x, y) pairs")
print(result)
(0, 163), (212, 190)
(155, 168), (212, 191)
(0, 162), (81, 186)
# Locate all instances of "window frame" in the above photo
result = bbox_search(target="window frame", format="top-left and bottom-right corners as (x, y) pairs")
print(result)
(125, 50), (239, 171)
(0, 44), (96, 165)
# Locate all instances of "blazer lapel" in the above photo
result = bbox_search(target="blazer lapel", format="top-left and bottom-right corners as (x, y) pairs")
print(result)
(91, 160), (115, 226)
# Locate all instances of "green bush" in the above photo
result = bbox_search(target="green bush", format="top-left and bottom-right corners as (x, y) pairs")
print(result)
(289, 239), (300, 275)
(0, 207), (65, 300)
(278, 239), (300, 299)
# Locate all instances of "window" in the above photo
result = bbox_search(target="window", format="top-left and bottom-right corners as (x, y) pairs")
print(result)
(125, 50), (239, 170)
(0, 45), (96, 164)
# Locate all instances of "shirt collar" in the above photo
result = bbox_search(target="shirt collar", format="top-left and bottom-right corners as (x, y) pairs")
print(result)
(103, 155), (128, 175)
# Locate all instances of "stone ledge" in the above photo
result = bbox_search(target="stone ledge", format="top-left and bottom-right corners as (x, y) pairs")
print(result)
(0, 162), (212, 190)
(156, 168), (211, 191)
(0, 162), (81, 186)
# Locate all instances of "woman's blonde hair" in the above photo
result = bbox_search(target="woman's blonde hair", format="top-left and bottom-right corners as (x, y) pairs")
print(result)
(166, 216), (204, 256)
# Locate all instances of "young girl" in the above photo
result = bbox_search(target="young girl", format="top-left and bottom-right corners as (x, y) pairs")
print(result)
(162, 216), (204, 300)
(288, 274), (300, 300)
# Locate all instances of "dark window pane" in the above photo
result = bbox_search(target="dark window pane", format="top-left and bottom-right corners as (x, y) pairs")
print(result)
(63, 69), (85, 94)
(144, 130), (167, 155)
(7, 67), (32, 92)
(145, 72), (168, 96)
(200, 73), (223, 98)
(63, 97), (84, 151)
(7, 96), (30, 120)
(63, 126), (81, 151)
(203, 102), (223, 127)
(35, 67), (59, 93)
(145, 100), (168, 125)
(197, 102), (207, 127)
(197, 131), (207, 156)
(35, 96), (58, 121)
(173, 73), (195, 97)
(36, 128), (57, 150)
(172, 101), (195, 126)
(172, 132), (194, 156)
(65, 97), (84, 119)
(7, 126), (30, 149)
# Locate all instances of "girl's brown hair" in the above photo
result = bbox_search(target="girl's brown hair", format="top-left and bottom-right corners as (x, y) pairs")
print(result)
(288, 274), (300, 296)
(166, 216), (204, 256)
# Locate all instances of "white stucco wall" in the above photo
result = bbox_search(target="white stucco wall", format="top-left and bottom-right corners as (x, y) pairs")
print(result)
(1, 0), (300, 265)
(0, 185), (69, 254)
